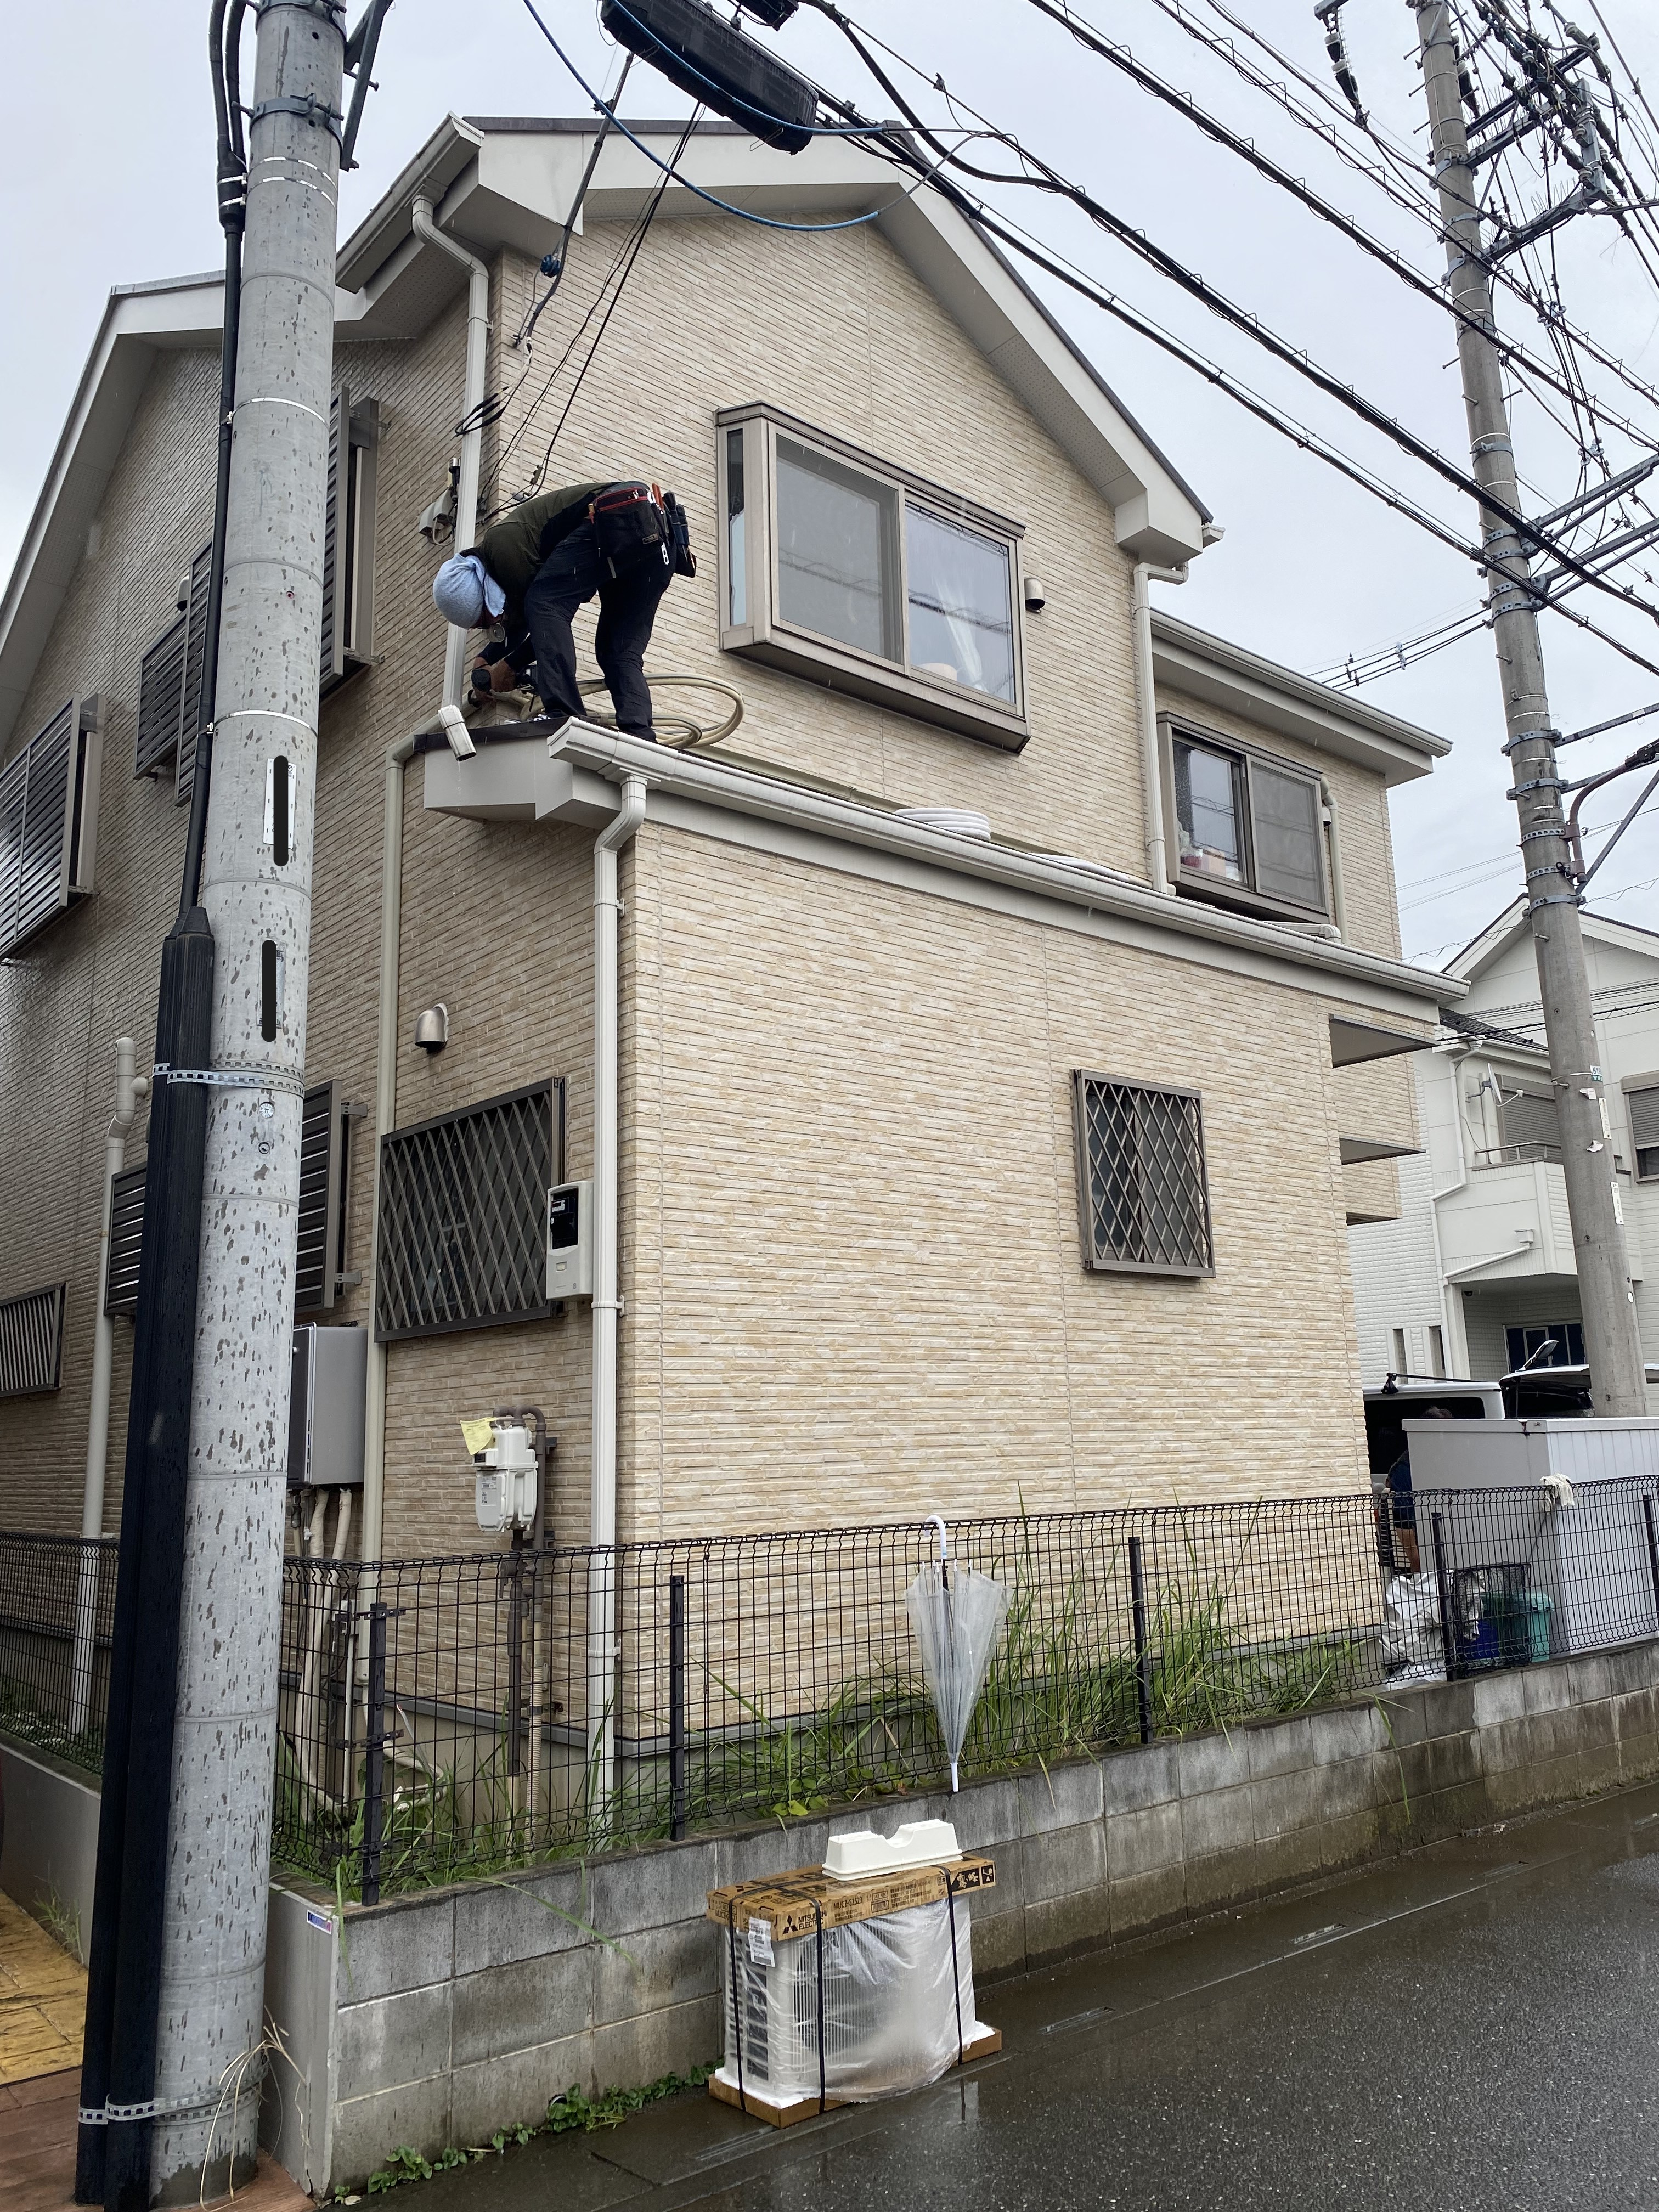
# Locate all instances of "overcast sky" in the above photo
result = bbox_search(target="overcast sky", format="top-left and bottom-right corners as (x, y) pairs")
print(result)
(5, 0), (1658, 968)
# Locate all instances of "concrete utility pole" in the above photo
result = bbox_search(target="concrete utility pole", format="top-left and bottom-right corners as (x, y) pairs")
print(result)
(145, 4), (346, 2197)
(1414, 1), (1646, 1415)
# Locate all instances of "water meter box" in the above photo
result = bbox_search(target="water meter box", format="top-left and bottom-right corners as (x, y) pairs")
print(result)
(286, 1323), (366, 1487)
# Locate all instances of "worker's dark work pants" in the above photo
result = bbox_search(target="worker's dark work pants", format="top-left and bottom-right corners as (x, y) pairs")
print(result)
(522, 520), (671, 736)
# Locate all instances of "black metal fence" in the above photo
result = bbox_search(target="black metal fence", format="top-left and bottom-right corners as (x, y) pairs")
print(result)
(7, 1479), (1659, 1901)
(0, 1530), (118, 1764)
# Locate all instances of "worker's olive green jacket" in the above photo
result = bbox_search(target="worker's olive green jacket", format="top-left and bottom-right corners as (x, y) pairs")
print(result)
(476, 483), (610, 625)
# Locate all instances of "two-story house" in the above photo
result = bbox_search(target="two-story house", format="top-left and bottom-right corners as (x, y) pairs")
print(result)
(1350, 899), (1659, 1398)
(0, 116), (1457, 1556)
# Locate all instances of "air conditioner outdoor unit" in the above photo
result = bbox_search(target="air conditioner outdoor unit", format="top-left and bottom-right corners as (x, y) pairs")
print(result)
(719, 1898), (980, 2106)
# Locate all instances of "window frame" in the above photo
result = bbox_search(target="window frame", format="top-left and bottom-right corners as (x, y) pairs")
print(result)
(716, 403), (1029, 751)
(1158, 714), (1332, 923)
(1071, 1068), (1216, 1280)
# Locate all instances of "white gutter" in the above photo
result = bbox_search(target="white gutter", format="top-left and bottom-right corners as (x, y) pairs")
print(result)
(362, 735), (418, 1565)
(411, 194), (489, 708)
(1133, 561), (1187, 895)
(538, 723), (1465, 1010)
(589, 774), (646, 1801)
(71, 1037), (148, 1733)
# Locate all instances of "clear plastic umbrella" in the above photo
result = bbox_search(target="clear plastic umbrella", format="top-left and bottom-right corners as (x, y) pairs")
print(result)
(904, 1516), (1011, 1793)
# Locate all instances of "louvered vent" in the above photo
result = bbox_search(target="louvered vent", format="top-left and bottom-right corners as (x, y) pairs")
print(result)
(320, 390), (379, 695)
(1073, 1070), (1214, 1277)
(0, 699), (101, 960)
(105, 1163), (147, 1318)
(0, 1283), (66, 1397)
(134, 546), (211, 787)
(295, 1081), (348, 1313)
(105, 1085), (349, 1320)
(375, 1082), (556, 1341)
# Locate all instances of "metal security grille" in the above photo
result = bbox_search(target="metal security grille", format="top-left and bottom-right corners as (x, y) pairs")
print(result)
(105, 1163), (146, 1318)
(174, 545), (215, 806)
(0, 1283), (66, 1396)
(375, 1081), (557, 1341)
(1073, 1070), (1214, 1276)
(320, 390), (379, 693)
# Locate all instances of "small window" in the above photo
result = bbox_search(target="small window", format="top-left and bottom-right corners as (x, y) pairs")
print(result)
(1390, 1328), (1408, 1378)
(1167, 725), (1329, 919)
(0, 1283), (66, 1397)
(1505, 1322), (1584, 1372)
(375, 1080), (563, 1341)
(1627, 1082), (1659, 1180)
(1073, 1070), (1214, 1277)
(1429, 1324), (1447, 1379)
(719, 404), (1027, 749)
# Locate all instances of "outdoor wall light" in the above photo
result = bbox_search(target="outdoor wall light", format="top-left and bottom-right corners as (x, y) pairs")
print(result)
(414, 1002), (449, 1054)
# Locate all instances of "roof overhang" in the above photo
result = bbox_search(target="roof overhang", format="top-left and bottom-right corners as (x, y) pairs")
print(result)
(1338, 1135), (1421, 1165)
(1151, 611), (1450, 786)
(0, 275), (226, 749)
(1330, 1015), (1438, 1066)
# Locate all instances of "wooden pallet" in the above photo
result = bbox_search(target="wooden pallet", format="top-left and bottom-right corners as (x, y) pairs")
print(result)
(706, 1854), (995, 1941)
(707, 2025), (1003, 2128)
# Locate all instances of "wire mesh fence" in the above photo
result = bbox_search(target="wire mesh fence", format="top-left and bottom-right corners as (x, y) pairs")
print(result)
(9, 1477), (1659, 1901)
(0, 1531), (117, 1764)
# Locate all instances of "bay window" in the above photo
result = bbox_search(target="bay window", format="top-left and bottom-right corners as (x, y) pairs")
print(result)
(718, 404), (1028, 749)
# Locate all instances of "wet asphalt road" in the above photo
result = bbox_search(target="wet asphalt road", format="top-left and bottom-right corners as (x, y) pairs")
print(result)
(415, 1781), (1659, 2212)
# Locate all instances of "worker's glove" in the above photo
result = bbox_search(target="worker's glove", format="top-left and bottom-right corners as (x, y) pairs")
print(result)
(471, 654), (522, 697)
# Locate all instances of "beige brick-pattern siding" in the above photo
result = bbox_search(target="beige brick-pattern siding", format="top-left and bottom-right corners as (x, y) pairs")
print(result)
(0, 191), (1431, 1549)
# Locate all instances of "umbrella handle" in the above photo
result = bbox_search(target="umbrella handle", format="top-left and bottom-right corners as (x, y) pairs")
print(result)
(925, 1514), (949, 1581)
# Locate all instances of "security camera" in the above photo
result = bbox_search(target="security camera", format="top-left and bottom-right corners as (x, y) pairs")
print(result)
(419, 478), (458, 546)
(438, 703), (475, 760)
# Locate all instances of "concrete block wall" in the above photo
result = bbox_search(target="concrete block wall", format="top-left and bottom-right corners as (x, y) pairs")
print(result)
(307, 1635), (1659, 2191)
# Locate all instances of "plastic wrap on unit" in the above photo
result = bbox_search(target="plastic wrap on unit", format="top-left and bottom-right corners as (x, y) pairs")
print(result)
(719, 1894), (975, 2103)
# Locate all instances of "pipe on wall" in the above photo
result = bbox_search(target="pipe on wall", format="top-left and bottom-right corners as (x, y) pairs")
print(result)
(589, 774), (647, 1801)
(1318, 772), (1348, 939)
(362, 736), (417, 1565)
(412, 193), (490, 708)
(1132, 560), (1188, 895)
(71, 1040), (149, 1736)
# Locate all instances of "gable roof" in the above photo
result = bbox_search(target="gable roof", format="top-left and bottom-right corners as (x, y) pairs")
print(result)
(0, 115), (1213, 749)
(1450, 896), (1659, 983)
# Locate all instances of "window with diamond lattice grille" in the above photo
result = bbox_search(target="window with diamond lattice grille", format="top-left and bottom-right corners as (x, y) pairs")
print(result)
(1072, 1071), (1214, 1277)
(375, 1081), (560, 1341)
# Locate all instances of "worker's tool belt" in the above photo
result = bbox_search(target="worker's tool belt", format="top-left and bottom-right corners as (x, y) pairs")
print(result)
(663, 490), (697, 578)
(591, 482), (668, 576)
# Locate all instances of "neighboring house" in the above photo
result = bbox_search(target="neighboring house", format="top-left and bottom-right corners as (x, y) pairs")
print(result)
(1349, 900), (1659, 1398)
(0, 117), (1456, 1551)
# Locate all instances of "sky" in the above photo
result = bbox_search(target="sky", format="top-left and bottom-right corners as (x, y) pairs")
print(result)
(4, 0), (1659, 969)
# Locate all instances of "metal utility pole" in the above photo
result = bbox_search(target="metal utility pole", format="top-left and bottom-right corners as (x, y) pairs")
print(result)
(142, 4), (345, 2199)
(1414, 1), (1646, 1415)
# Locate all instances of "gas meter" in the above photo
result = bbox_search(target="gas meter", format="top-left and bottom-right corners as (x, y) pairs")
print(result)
(474, 1420), (538, 1534)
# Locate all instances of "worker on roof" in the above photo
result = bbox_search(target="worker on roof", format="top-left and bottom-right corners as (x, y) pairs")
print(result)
(432, 480), (691, 740)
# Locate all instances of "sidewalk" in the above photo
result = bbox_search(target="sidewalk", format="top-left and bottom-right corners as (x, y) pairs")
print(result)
(0, 1892), (83, 2086)
(0, 1894), (306, 2212)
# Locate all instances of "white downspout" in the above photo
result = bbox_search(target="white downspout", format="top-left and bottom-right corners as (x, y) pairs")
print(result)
(71, 1038), (149, 1733)
(589, 774), (647, 1798)
(1132, 561), (1188, 895)
(412, 193), (490, 707)
(362, 736), (417, 1566)
(1317, 773), (1348, 939)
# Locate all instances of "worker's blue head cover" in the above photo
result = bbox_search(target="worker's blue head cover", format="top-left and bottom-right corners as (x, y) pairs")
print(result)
(433, 552), (506, 628)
